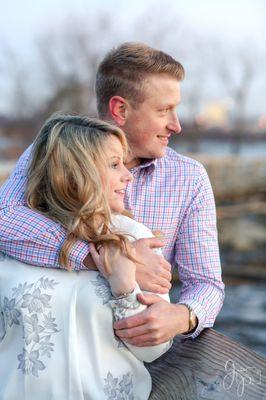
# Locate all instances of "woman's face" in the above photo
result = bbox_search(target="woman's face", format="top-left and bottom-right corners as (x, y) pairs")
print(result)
(103, 135), (133, 213)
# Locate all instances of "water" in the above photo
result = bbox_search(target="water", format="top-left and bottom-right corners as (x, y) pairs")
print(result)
(0, 137), (11, 148)
(170, 283), (266, 358)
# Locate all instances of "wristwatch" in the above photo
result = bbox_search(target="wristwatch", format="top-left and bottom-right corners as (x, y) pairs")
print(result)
(179, 303), (198, 333)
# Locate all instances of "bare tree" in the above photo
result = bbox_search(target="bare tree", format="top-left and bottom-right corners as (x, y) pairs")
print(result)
(214, 43), (258, 153)
(35, 13), (115, 118)
(0, 46), (41, 118)
(0, 13), (115, 121)
(218, 50), (254, 130)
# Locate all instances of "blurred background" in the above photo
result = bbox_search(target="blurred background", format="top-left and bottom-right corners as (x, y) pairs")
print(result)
(0, 0), (265, 356)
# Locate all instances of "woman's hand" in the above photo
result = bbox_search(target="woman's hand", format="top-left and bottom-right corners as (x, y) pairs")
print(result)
(90, 243), (136, 297)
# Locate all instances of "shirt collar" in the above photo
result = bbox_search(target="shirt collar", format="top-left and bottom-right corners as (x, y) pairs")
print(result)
(129, 158), (157, 176)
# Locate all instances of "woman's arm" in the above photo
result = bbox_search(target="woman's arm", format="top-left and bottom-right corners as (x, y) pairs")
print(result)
(109, 286), (172, 363)
(90, 243), (172, 363)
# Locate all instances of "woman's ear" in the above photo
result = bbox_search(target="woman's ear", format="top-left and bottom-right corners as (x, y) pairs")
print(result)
(108, 96), (128, 127)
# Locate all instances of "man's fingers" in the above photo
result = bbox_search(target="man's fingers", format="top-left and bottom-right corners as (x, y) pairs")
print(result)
(134, 274), (171, 292)
(145, 275), (172, 290)
(113, 309), (149, 330)
(137, 237), (165, 249)
(137, 292), (162, 305)
(136, 282), (170, 294)
(160, 268), (172, 281)
(124, 334), (165, 347)
(126, 339), (160, 347)
(155, 277), (171, 290)
(146, 284), (170, 294)
(161, 259), (172, 272)
(115, 323), (153, 339)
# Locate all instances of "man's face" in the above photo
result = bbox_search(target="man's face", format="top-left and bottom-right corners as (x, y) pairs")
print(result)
(123, 74), (181, 168)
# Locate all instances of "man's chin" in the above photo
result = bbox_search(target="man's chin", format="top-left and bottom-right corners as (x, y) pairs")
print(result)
(154, 147), (167, 159)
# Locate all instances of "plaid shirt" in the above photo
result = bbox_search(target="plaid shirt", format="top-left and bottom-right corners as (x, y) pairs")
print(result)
(0, 145), (224, 338)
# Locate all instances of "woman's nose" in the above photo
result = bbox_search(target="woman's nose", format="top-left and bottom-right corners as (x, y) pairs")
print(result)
(121, 166), (133, 182)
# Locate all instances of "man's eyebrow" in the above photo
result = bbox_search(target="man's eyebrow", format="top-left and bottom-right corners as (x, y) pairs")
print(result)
(159, 102), (180, 108)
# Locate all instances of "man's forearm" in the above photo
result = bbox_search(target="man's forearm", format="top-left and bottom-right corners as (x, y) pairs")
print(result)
(175, 164), (225, 338)
(177, 279), (224, 339)
(0, 205), (90, 270)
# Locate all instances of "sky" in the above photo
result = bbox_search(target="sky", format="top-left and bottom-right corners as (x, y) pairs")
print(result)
(0, 0), (265, 117)
(1, 0), (264, 43)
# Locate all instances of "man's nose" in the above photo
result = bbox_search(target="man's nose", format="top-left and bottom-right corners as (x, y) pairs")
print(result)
(167, 114), (182, 135)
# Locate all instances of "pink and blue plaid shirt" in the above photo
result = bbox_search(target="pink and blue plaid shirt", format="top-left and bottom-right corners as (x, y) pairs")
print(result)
(0, 144), (224, 338)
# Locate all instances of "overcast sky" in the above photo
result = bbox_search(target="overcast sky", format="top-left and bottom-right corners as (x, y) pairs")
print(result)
(0, 0), (265, 116)
(1, 0), (264, 42)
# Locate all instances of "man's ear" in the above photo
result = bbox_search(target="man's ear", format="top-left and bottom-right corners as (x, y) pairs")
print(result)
(109, 96), (128, 127)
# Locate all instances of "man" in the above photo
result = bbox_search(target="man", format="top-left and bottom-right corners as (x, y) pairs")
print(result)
(0, 42), (224, 346)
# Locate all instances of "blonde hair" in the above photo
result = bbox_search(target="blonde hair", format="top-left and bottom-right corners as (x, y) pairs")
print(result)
(96, 42), (185, 117)
(26, 112), (134, 272)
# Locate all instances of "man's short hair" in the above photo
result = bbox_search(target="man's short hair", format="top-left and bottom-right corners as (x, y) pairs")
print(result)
(95, 42), (185, 117)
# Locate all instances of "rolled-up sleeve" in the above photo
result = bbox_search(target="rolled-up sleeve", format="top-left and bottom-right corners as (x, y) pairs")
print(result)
(174, 165), (225, 338)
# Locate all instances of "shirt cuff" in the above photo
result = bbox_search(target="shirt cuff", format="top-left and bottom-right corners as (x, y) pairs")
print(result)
(67, 240), (91, 271)
(177, 298), (207, 339)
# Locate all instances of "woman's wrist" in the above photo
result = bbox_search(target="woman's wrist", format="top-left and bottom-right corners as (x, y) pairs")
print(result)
(108, 276), (136, 298)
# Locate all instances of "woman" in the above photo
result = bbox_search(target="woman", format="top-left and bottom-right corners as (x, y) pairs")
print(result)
(0, 113), (171, 399)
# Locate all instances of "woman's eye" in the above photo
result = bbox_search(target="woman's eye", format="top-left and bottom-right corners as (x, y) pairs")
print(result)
(111, 162), (119, 169)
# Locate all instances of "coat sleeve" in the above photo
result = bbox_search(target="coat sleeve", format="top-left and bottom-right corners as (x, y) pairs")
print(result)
(109, 284), (172, 363)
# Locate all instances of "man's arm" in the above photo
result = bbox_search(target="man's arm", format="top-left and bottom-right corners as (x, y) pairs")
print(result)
(0, 146), (173, 285)
(133, 237), (172, 294)
(114, 165), (224, 344)
(174, 164), (225, 338)
(0, 145), (90, 270)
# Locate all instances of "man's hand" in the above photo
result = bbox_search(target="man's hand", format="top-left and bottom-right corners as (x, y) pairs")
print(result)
(132, 237), (172, 294)
(114, 293), (190, 346)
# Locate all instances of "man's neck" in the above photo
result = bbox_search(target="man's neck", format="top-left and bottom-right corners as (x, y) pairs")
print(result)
(125, 158), (141, 169)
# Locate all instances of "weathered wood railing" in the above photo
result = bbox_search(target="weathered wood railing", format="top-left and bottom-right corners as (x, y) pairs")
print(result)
(147, 328), (266, 400)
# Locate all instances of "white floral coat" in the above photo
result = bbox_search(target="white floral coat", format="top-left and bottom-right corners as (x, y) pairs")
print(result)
(0, 215), (171, 400)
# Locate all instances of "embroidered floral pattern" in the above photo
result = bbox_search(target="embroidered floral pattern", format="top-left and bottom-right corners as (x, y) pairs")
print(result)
(2, 276), (60, 377)
(90, 274), (112, 304)
(110, 297), (140, 320)
(17, 348), (45, 377)
(104, 371), (134, 400)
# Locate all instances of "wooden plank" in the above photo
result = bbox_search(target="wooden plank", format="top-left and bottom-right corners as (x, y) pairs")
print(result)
(147, 329), (266, 400)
